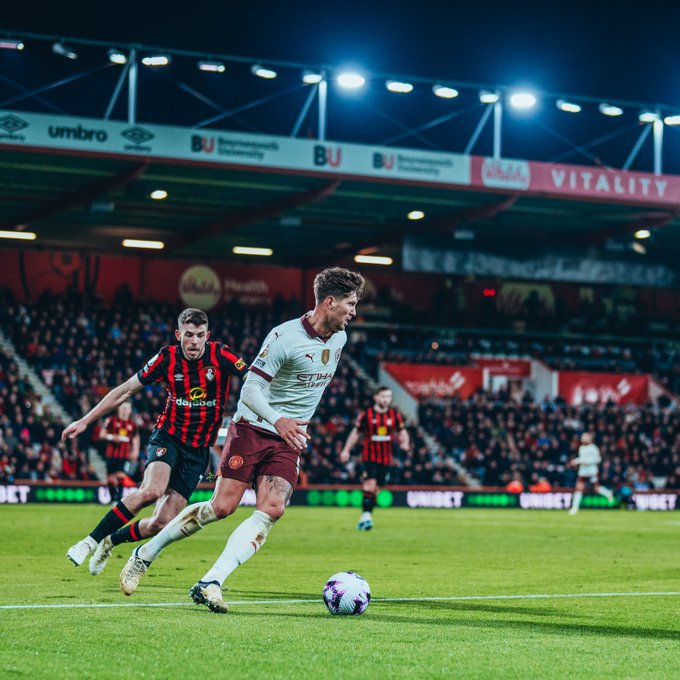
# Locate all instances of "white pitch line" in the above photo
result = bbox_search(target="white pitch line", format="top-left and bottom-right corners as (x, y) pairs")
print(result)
(2, 591), (680, 611)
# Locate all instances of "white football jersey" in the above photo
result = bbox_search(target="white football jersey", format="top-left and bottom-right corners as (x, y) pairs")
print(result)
(577, 443), (601, 477)
(234, 314), (346, 434)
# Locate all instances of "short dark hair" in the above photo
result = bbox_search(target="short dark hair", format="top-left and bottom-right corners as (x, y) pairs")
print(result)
(374, 385), (391, 396)
(313, 267), (365, 304)
(177, 308), (209, 329)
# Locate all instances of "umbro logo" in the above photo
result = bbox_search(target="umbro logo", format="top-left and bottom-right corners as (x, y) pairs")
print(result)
(121, 126), (154, 145)
(174, 373), (184, 381)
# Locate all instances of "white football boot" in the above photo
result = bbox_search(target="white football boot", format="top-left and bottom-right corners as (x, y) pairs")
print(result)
(88, 536), (114, 575)
(66, 536), (98, 566)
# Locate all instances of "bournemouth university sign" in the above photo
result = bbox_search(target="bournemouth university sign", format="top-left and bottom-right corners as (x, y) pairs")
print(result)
(2, 110), (680, 208)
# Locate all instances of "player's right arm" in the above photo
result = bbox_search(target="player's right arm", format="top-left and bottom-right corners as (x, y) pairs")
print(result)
(340, 411), (364, 463)
(61, 374), (144, 441)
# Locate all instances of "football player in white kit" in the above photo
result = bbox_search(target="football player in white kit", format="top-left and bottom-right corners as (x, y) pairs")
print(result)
(567, 432), (614, 515)
(119, 267), (365, 611)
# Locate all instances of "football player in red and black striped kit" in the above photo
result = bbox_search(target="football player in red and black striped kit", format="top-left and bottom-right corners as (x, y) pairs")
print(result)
(63, 308), (247, 575)
(100, 401), (140, 503)
(341, 386), (410, 530)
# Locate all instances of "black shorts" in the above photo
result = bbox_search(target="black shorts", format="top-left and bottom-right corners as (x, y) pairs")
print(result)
(105, 458), (128, 475)
(362, 460), (391, 486)
(145, 429), (210, 500)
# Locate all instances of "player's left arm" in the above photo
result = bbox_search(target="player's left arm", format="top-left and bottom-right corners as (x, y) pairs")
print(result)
(396, 412), (411, 451)
(218, 344), (248, 378)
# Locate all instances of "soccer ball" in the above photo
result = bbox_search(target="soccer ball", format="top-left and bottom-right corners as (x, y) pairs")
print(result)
(323, 571), (371, 615)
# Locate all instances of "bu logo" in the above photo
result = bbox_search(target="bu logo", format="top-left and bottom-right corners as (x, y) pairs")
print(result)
(313, 145), (342, 167)
(373, 153), (395, 170)
(191, 134), (215, 153)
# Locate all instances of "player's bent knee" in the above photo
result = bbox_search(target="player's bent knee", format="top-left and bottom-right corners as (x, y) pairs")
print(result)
(210, 498), (238, 520)
(259, 503), (285, 520)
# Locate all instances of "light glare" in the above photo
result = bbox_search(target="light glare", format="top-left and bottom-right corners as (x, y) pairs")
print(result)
(664, 115), (680, 126)
(108, 49), (127, 64)
(354, 254), (393, 265)
(0, 39), (24, 50)
(142, 55), (170, 66)
(407, 210), (425, 220)
(639, 110), (659, 123)
(509, 92), (537, 109)
(233, 246), (273, 256)
(337, 72), (365, 89)
(556, 99), (581, 113)
(122, 239), (165, 249)
(634, 229), (651, 239)
(479, 90), (499, 104)
(599, 103), (623, 116)
(302, 70), (323, 84)
(386, 80), (413, 94)
(150, 190), (168, 200)
(433, 84), (459, 99)
(198, 61), (225, 73)
(251, 64), (277, 79)
(0, 230), (36, 240)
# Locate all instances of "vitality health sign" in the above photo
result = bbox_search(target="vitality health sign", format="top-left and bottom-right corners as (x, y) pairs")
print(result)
(0, 110), (470, 186)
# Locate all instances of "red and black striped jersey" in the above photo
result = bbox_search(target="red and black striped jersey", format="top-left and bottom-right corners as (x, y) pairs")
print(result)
(355, 407), (405, 465)
(101, 415), (137, 460)
(138, 341), (247, 448)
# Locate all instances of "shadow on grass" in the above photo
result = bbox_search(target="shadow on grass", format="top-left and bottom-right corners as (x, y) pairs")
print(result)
(230, 600), (680, 642)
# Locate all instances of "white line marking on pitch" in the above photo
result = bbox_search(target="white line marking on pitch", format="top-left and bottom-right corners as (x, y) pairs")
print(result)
(2, 591), (680, 611)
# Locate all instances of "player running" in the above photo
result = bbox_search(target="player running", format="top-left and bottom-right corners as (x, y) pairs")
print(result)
(567, 432), (614, 515)
(340, 386), (410, 530)
(99, 401), (140, 503)
(63, 308), (247, 574)
(119, 267), (364, 613)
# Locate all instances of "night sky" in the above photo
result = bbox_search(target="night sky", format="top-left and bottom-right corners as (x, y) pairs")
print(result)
(1, 1), (679, 170)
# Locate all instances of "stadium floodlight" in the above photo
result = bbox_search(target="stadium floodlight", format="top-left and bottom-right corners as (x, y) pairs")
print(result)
(52, 42), (77, 60)
(638, 110), (659, 123)
(149, 190), (168, 200)
(107, 49), (127, 64)
(337, 72), (365, 89)
(599, 103), (623, 116)
(433, 84), (459, 99)
(232, 246), (273, 256)
(556, 99), (582, 113)
(0, 230), (36, 240)
(0, 39), (24, 50)
(407, 210), (425, 220)
(386, 80), (414, 94)
(302, 70), (323, 84)
(509, 92), (537, 109)
(479, 90), (499, 104)
(664, 114), (680, 126)
(251, 64), (277, 79)
(634, 229), (651, 239)
(141, 55), (170, 67)
(198, 61), (225, 73)
(354, 254), (393, 265)
(122, 239), (165, 249)
(631, 241), (647, 255)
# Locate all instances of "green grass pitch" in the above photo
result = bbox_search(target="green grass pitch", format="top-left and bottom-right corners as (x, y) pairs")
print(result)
(1, 504), (679, 679)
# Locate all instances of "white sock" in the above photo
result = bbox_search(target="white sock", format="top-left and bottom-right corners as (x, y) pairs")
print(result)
(201, 510), (276, 585)
(597, 486), (613, 500)
(570, 491), (583, 511)
(137, 501), (217, 563)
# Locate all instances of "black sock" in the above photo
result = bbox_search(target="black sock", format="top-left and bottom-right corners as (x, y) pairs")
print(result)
(110, 520), (143, 546)
(114, 483), (124, 503)
(107, 482), (118, 501)
(90, 502), (135, 543)
(362, 492), (376, 513)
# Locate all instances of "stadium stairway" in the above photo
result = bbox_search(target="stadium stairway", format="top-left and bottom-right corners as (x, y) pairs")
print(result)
(0, 327), (107, 481)
(344, 353), (480, 487)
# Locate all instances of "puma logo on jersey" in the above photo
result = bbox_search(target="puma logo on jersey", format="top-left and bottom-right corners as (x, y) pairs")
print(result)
(305, 353), (315, 362)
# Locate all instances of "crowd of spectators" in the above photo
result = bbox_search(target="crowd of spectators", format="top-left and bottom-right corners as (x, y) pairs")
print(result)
(0, 347), (95, 483)
(1, 286), (678, 490)
(420, 391), (680, 492)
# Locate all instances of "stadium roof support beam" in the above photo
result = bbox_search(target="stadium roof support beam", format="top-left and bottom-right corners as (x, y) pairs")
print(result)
(0, 161), (149, 232)
(167, 179), (342, 252)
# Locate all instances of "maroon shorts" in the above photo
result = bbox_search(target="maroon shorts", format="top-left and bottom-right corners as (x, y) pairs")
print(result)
(577, 475), (598, 485)
(218, 420), (300, 488)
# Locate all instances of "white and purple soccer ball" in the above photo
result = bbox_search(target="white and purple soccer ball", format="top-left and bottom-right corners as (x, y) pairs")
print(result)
(323, 571), (371, 615)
